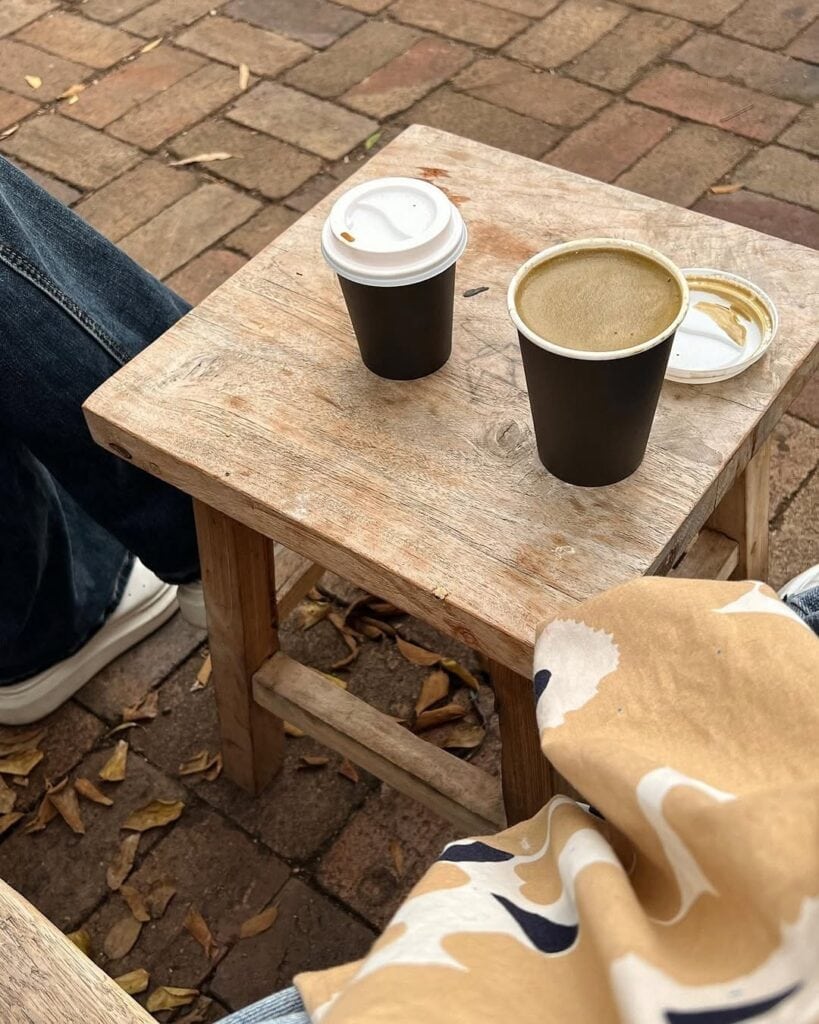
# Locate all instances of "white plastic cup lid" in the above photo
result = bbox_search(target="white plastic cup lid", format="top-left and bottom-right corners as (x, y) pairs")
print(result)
(665, 268), (779, 385)
(321, 176), (467, 288)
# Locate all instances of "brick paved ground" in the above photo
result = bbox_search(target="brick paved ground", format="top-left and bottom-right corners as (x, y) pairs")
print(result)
(0, 0), (816, 1017)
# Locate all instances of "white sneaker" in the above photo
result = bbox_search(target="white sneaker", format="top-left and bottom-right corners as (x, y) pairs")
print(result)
(0, 559), (178, 725)
(177, 581), (207, 630)
(778, 564), (819, 600)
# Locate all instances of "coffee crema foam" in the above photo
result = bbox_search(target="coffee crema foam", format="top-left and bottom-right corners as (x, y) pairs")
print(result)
(516, 247), (683, 353)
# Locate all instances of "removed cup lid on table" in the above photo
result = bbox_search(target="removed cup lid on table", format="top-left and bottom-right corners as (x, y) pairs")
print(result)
(321, 176), (467, 288)
(665, 268), (778, 385)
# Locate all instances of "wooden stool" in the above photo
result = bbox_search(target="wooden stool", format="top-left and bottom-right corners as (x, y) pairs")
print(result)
(85, 126), (816, 833)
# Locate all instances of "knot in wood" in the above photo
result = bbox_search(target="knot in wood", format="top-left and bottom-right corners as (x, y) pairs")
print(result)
(487, 419), (530, 457)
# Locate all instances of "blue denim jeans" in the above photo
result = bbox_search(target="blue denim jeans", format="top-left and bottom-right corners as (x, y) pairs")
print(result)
(0, 156), (199, 684)
(222, 987), (309, 1024)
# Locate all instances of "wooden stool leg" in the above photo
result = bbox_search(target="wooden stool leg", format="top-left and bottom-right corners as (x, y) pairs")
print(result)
(708, 440), (771, 582)
(489, 660), (555, 825)
(194, 501), (283, 794)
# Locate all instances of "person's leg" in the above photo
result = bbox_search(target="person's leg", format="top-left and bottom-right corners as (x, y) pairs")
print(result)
(0, 437), (132, 683)
(0, 156), (200, 688)
(780, 566), (819, 635)
(0, 155), (198, 583)
(221, 986), (310, 1024)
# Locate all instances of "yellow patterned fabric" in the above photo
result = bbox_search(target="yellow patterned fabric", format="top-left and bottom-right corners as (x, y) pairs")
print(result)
(296, 578), (819, 1024)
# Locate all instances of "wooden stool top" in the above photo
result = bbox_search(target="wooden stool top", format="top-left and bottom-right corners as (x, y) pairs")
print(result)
(85, 126), (819, 676)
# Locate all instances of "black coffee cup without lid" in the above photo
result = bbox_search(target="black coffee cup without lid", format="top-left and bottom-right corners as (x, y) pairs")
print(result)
(322, 177), (467, 382)
(508, 239), (689, 487)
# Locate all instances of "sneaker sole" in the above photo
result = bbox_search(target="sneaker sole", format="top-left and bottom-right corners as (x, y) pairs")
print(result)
(0, 583), (178, 725)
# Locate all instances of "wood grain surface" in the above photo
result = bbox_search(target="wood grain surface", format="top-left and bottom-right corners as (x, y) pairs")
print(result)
(85, 125), (819, 676)
(0, 879), (152, 1023)
(708, 439), (771, 580)
(668, 527), (739, 580)
(195, 501), (283, 793)
(488, 659), (555, 824)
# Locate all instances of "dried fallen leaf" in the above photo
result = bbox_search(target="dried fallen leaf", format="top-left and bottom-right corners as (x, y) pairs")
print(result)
(184, 907), (219, 959)
(192, 652), (212, 691)
(0, 749), (43, 776)
(58, 82), (86, 99)
(284, 722), (304, 738)
(122, 799), (184, 832)
(357, 620), (383, 639)
(0, 811), (23, 836)
(66, 94), (78, 104)
(11, 776), (28, 786)
(710, 182), (743, 194)
(107, 722), (137, 737)
(368, 600), (402, 616)
(328, 616), (360, 668)
(359, 615), (395, 637)
(147, 987), (198, 1012)
(122, 690), (159, 722)
(415, 669), (449, 714)
(0, 726), (46, 757)
(203, 752), (222, 782)
(120, 883), (150, 923)
(103, 915), (142, 960)
(47, 778), (85, 835)
(115, 968), (150, 995)
(364, 129), (382, 151)
(0, 777), (16, 814)
(441, 657), (480, 693)
(298, 755), (329, 769)
(170, 151), (233, 166)
(24, 74), (41, 89)
(178, 750), (215, 775)
(0, 123), (19, 138)
(396, 637), (441, 667)
(140, 37), (162, 53)
(74, 777), (113, 806)
(22, 794), (56, 834)
(337, 759), (359, 783)
(176, 997), (214, 1024)
(238, 62), (250, 90)
(389, 838), (404, 877)
(414, 703), (466, 732)
(442, 722), (486, 750)
(328, 615), (362, 668)
(107, 833), (140, 890)
(239, 904), (278, 939)
(330, 644), (358, 670)
(146, 879), (176, 919)
(294, 599), (330, 631)
(66, 930), (91, 956)
(99, 740), (128, 782)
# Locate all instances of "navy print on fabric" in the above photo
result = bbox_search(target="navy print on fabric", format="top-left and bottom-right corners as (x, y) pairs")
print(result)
(493, 894), (578, 954)
(665, 984), (800, 1024)
(533, 668), (552, 701)
(439, 842), (515, 864)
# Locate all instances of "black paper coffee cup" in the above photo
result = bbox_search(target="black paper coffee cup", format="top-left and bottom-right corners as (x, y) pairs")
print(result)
(322, 177), (467, 381)
(508, 239), (689, 487)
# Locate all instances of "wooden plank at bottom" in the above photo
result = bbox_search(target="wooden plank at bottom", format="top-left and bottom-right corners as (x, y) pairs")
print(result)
(273, 545), (324, 621)
(254, 653), (506, 835)
(0, 880), (154, 1024)
(669, 528), (739, 581)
